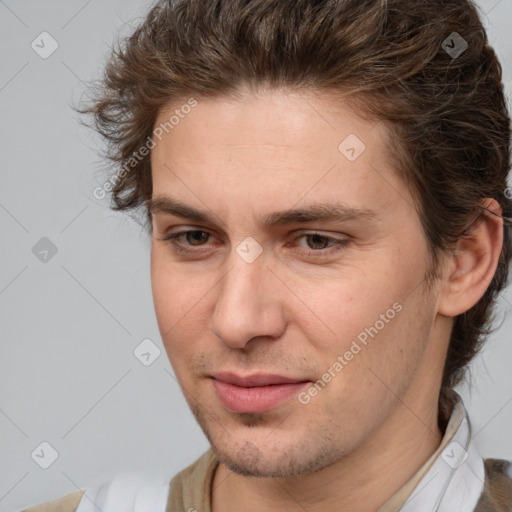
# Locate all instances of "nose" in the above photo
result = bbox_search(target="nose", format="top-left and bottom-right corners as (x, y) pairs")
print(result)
(210, 250), (287, 349)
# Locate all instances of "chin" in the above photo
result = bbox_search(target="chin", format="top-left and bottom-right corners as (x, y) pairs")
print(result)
(187, 391), (349, 477)
(209, 436), (345, 478)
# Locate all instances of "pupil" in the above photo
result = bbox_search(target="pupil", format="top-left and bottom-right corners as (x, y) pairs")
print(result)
(308, 234), (327, 249)
(188, 231), (208, 245)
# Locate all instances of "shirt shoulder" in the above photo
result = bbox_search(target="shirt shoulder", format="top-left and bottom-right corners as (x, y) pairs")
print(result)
(167, 449), (218, 512)
(19, 469), (172, 512)
(21, 490), (85, 512)
(474, 458), (512, 512)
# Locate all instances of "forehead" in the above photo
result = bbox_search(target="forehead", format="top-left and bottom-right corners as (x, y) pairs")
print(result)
(149, 89), (410, 222)
(152, 88), (384, 155)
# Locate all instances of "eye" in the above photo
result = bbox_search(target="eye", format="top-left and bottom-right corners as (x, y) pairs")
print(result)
(160, 230), (213, 254)
(292, 232), (350, 257)
(299, 233), (337, 250)
(159, 229), (350, 258)
(169, 230), (209, 246)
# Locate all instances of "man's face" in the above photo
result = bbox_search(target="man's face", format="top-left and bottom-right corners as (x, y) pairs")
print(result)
(150, 88), (445, 478)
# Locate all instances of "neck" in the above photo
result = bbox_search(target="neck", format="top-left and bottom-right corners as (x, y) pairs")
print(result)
(211, 386), (443, 512)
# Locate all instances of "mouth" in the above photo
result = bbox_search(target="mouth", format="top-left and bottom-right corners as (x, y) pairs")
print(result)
(210, 372), (311, 413)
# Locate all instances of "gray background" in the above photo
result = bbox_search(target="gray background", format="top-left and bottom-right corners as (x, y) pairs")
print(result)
(1, 0), (511, 510)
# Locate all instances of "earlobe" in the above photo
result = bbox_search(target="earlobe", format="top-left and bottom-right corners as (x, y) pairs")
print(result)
(438, 199), (504, 318)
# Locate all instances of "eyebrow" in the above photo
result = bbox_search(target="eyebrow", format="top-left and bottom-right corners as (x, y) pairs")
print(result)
(146, 196), (377, 227)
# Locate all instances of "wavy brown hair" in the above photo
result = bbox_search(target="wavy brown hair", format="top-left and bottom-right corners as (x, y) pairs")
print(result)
(79, 0), (511, 389)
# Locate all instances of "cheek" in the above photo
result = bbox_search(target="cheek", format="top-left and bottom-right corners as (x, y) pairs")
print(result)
(150, 248), (204, 346)
(296, 250), (427, 388)
(296, 267), (403, 350)
(150, 249), (225, 380)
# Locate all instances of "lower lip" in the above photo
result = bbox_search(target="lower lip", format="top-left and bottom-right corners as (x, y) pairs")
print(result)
(212, 379), (309, 413)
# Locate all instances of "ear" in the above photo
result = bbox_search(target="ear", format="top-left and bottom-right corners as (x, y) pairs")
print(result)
(438, 199), (504, 317)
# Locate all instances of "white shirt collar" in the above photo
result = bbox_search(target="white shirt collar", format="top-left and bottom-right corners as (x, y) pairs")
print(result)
(399, 389), (485, 512)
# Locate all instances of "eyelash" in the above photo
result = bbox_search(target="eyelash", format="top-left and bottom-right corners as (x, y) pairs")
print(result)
(159, 230), (350, 258)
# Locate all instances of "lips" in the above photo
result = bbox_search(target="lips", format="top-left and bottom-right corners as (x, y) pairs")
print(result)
(211, 372), (310, 413)
(212, 372), (308, 387)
